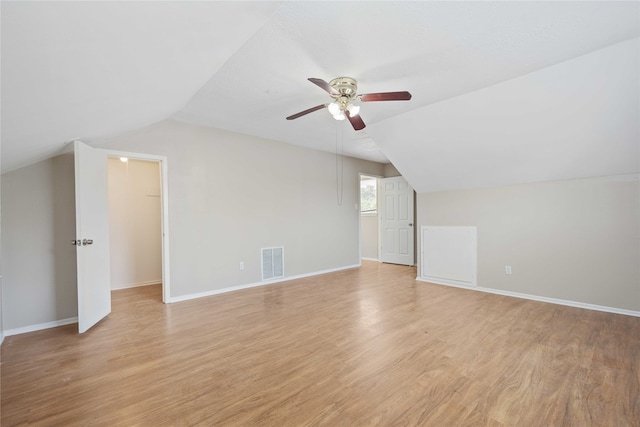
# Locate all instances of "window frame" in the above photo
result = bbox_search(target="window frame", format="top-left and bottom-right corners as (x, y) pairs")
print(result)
(360, 175), (378, 216)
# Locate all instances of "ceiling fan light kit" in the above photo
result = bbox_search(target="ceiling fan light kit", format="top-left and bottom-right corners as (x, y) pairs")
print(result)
(287, 76), (412, 131)
(332, 111), (346, 121)
(326, 77), (358, 121)
(327, 102), (341, 115)
(346, 103), (360, 117)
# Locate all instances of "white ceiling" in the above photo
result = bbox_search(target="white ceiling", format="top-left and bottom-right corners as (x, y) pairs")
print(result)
(2, 1), (639, 191)
(368, 38), (639, 193)
(1, 1), (281, 171)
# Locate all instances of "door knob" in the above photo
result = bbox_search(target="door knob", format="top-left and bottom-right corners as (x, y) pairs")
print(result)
(71, 239), (81, 246)
(82, 239), (93, 246)
(409, 223), (413, 226)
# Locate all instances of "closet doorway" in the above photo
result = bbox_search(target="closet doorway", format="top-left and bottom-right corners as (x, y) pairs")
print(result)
(107, 155), (165, 300)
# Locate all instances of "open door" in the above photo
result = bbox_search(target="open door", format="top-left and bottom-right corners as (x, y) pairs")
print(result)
(74, 141), (111, 333)
(380, 176), (415, 266)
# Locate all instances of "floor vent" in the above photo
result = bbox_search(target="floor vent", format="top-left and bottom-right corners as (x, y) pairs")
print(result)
(261, 247), (284, 281)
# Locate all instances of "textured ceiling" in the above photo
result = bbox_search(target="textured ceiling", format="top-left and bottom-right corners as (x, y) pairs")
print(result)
(1, 1), (281, 171)
(367, 38), (639, 193)
(176, 1), (639, 165)
(2, 1), (639, 190)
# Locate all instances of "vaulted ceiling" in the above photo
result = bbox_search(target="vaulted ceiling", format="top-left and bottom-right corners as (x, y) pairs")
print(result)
(2, 1), (639, 191)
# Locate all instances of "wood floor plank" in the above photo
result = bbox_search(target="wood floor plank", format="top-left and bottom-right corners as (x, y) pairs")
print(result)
(2, 262), (639, 426)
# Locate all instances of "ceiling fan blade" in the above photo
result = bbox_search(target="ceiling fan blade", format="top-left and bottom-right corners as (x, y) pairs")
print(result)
(346, 110), (366, 131)
(308, 78), (339, 95)
(286, 104), (327, 120)
(359, 91), (412, 102)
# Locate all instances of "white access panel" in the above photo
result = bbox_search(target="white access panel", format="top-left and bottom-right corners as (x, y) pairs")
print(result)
(421, 226), (477, 287)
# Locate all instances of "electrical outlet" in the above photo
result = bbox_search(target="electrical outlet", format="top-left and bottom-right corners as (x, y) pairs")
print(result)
(240, 262), (245, 271)
(505, 265), (512, 275)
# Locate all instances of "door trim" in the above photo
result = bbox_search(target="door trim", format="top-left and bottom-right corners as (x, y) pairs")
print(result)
(103, 149), (171, 303)
(358, 173), (383, 264)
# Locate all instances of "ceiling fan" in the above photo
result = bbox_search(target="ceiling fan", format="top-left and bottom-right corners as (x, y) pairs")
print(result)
(286, 77), (412, 131)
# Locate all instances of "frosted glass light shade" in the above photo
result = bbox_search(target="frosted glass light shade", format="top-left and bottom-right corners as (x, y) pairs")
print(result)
(347, 104), (360, 116)
(328, 102), (340, 115)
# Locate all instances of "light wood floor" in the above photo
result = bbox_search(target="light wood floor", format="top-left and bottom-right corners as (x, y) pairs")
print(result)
(2, 262), (639, 426)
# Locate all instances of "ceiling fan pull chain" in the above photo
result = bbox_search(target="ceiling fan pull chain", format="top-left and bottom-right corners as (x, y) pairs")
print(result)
(336, 122), (344, 206)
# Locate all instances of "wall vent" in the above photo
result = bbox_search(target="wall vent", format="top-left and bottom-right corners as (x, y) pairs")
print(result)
(261, 247), (284, 281)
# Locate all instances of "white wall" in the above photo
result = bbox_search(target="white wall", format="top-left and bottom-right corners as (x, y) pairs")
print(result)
(1, 154), (78, 331)
(107, 158), (162, 289)
(417, 175), (640, 312)
(1, 120), (384, 330)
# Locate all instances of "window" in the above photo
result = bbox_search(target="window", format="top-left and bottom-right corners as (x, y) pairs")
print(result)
(360, 175), (377, 214)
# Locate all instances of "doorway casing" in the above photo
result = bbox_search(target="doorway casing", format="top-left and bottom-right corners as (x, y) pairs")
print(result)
(358, 173), (383, 263)
(103, 149), (170, 303)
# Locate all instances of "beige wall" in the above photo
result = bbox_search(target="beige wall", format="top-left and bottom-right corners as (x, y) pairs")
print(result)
(1, 154), (78, 330)
(383, 163), (400, 177)
(98, 120), (384, 298)
(2, 120), (384, 328)
(417, 175), (640, 311)
(1, 171), (3, 342)
(361, 215), (378, 260)
(108, 158), (162, 289)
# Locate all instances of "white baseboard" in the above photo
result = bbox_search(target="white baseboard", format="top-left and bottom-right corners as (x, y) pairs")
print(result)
(361, 257), (379, 262)
(421, 276), (476, 288)
(416, 277), (640, 318)
(168, 264), (360, 303)
(111, 280), (162, 290)
(4, 317), (78, 337)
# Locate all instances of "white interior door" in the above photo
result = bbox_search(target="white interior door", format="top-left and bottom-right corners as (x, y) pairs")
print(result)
(380, 176), (415, 265)
(74, 141), (111, 333)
